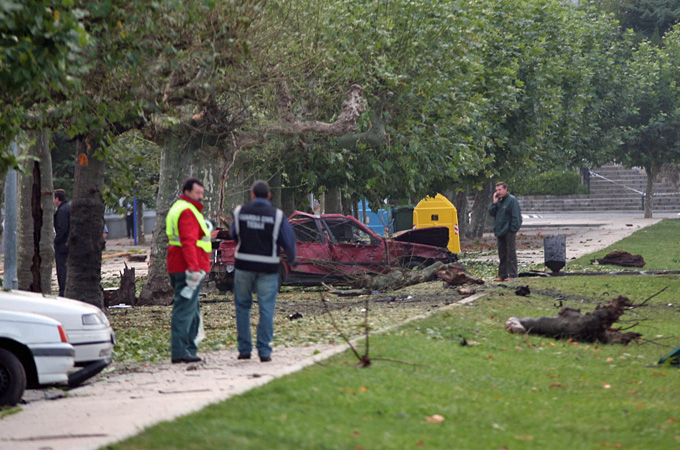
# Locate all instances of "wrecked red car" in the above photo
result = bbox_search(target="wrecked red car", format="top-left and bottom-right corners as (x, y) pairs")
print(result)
(210, 211), (456, 292)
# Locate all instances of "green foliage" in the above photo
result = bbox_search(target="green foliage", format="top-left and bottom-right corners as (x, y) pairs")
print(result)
(0, 0), (88, 171)
(515, 170), (587, 196)
(104, 131), (160, 210)
(615, 27), (680, 176)
(260, 0), (633, 205)
(596, 0), (680, 43)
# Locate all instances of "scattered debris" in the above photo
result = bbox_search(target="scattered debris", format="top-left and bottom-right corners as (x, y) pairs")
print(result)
(456, 287), (477, 297)
(515, 285), (531, 297)
(425, 414), (445, 424)
(592, 250), (645, 268)
(505, 296), (643, 344)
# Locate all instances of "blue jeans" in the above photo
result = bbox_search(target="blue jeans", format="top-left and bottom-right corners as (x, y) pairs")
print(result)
(234, 269), (279, 358)
(169, 272), (202, 359)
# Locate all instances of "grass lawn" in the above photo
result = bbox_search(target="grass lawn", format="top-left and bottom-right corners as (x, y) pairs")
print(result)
(109, 221), (680, 450)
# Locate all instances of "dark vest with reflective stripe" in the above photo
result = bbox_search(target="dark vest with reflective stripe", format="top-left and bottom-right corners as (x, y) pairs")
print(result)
(234, 201), (284, 273)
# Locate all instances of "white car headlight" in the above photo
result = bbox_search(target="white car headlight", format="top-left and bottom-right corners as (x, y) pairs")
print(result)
(82, 313), (103, 326)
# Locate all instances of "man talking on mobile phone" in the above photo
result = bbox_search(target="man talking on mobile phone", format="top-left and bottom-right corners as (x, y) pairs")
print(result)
(488, 182), (522, 281)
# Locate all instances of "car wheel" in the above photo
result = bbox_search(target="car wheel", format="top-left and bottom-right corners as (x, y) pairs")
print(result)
(0, 348), (27, 407)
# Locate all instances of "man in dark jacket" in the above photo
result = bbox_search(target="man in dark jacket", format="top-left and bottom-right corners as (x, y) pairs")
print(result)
(230, 180), (297, 362)
(488, 182), (522, 281)
(53, 189), (70, 296)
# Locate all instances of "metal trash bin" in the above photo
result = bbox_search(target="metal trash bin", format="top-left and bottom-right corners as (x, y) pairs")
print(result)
(544, 235), (566, 273)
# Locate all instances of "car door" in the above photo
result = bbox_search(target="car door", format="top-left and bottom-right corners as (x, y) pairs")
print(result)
(323, 218), (388, 276)
(289, 216), (334, 280)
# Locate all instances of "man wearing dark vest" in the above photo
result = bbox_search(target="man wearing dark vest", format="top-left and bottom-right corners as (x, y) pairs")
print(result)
(166, 178), (212, 364)
(53, 189), (70, 297)
(230, 180), (297, 362)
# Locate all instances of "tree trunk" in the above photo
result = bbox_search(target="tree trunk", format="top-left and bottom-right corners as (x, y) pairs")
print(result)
(468, 180), (493, 238)
(192, 144), (223, 224)
(16, 131), (54, 293)
(281, 188), (296, 216)
(0, 171), (5, 243)
(341, 193), (353, 216)
(138, 131), (196, 306)
(325, 187), (343, 213)
(118, 263), (136, 305)
(453, 189), (469, 240)
(65, 135), (105, 308)
(644, 165), (657, 219)
(270, 172), (282, 209)
(136, 202), (145, 244)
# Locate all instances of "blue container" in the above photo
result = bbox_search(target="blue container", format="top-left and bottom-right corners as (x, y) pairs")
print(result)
(356, 201), (392, 236)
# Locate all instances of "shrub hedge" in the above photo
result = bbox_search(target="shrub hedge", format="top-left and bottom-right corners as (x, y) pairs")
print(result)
(515, 170), (586, 196)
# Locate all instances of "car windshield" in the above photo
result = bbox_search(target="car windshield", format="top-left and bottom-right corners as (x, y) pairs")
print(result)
(324, 219), (379, 245)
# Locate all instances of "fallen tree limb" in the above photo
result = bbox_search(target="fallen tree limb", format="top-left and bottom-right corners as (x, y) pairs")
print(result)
(505, 296), (642, 345)
(349, 262), (483, 291)
(592, 250), (645, 267)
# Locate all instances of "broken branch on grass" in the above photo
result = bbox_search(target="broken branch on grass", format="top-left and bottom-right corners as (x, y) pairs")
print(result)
(322, 282), (371, 296)
(319, 293), (364, 364)
(635, 286), (668, 307)
(505, 296), (642, 345)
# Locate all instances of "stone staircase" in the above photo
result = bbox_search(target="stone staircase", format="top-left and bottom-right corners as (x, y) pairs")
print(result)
(518, 164), (680, 212)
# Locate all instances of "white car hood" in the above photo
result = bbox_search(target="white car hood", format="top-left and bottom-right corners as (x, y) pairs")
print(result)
(0, 290), (106, 331)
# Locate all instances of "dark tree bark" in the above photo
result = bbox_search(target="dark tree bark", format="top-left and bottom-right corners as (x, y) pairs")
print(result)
(453, 189), (469, 240)
(270, 172), (282, 209)
(468, 180), (493, 238)
(505, 296), (642, 344)
(136, 201), (145, 244)
(643, 164), (659, 219)
(17, 131), (54, 293)
(118, 263), (136, 305)
(281, 187), (296, 216)
(341, 193), (353, 216)
(65, 135), (106, 308)
(0, 170), (5, 243)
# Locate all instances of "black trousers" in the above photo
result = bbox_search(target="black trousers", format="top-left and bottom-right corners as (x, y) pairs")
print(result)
(55, 250), (68, 296)
(497, 232), (517, 279)
(126, 214), (134, 238)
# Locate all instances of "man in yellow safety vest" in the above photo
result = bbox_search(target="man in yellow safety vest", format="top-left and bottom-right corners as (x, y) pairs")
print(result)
(165, 178), (212, 364)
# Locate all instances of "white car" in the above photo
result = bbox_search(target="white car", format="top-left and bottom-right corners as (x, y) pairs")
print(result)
(0, 310), (75, 406)
(0, 290), (115, 385)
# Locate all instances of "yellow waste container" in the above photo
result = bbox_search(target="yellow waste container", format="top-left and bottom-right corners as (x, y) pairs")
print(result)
(413, 193), (461, 254)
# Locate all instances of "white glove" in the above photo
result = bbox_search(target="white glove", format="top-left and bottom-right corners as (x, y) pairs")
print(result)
(181, 270), (206, 299)
(185, 269), (206, 289)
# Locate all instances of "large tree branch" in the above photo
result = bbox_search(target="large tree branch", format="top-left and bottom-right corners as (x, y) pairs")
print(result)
(270, 84), (366, 137)
(232, 83), (366, 149)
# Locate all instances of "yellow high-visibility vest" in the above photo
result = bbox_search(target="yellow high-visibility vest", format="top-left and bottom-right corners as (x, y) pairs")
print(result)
(166, 199), (211, 253)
